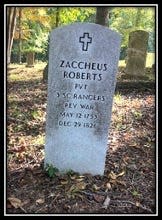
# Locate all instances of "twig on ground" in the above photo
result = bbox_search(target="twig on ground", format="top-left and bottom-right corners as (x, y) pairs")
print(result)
(81, 190), (108, 196)
(8, 117), (26, 123)
(111, 200), (153, 213)
(102, 195), (111, 209)
(81, 190), (123, 197)
(20, 206), (27, 213)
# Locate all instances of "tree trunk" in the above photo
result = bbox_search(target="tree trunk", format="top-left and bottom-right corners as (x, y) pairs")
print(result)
(18, 7), (22, 64)
(7, 7), (17, 64)
(95, 7), (109, 26)
(56, 7), (59, 27)
(43, 8), (59, 82)
(135, 8), (142, 28)
(43, 63), (48, 81)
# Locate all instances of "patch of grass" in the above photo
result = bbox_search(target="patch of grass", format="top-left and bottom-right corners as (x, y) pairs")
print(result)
(146, 53), (155, 67)
(114, 92), (122, 104)
(132, 189), (141, 197)
(8, 63), (46, 82)
(31, 109), (44, 121)
(31, 135), (45, 146)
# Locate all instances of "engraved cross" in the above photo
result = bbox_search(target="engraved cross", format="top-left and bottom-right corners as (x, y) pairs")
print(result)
(79, 33), (92, 51)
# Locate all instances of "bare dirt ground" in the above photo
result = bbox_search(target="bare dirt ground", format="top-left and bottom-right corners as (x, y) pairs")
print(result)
(6, 63), (156, 215)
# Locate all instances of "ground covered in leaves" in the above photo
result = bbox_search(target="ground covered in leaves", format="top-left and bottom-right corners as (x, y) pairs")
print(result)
(6, 63), (156, 215)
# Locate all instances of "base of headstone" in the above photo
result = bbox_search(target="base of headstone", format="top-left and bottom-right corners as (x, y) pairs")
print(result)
(26, 65), (34, 67)
(121, 73), (149, 80)
(125, 50), (147, 76)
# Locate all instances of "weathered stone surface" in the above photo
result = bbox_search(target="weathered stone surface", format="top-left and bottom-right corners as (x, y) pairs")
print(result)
(125, 30), (149, 76)
(26, 52), (35, 67)
(44, 23), (121, 175)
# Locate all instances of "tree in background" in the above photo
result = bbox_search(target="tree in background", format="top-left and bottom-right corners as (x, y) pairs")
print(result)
(7, 7), (17, 64)
(9, 7), (155, 64)
(18, 7), (22, 64)
(11, 7), (50, 64)
(95, 7), (109, 26)
(11, 7), (96, 64)
(109, 7), (155, 51)
(47, 7), (96, 28)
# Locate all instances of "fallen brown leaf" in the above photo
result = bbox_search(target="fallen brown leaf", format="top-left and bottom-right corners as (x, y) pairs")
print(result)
(76, 181), (87, 190)
(108, 170), (125, 180)
(106, 182), (112, 190)
(76, 176), (85, 182)
(8, 197), (22, 209)
(61, 180), (68, 185)
(116, 170), (125, 177)
(70, 175), (76, 180)
(36, 198), (45, 204)
(108, 171), (117, 180)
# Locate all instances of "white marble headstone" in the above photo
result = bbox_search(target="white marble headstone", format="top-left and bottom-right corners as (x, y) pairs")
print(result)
(45, 23), (121, 175)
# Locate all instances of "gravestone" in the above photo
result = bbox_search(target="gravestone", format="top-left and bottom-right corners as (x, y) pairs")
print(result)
(45, 23), (121, 175)
(125, 30), (149, 77)
(26, 51), (35, 67)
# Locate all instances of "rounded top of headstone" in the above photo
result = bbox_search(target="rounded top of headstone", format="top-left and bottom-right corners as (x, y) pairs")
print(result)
(49, 22), (121, 59)
(51, 22), (121, 39)
(128, 30), (149, 50)
(130, 30), (149, 37)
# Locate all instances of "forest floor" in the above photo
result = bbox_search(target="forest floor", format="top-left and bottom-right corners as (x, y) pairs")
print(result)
(6, 63), (156, 215)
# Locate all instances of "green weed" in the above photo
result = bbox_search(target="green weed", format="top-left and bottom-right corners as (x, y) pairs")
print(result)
(45, 164), (59, 178)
